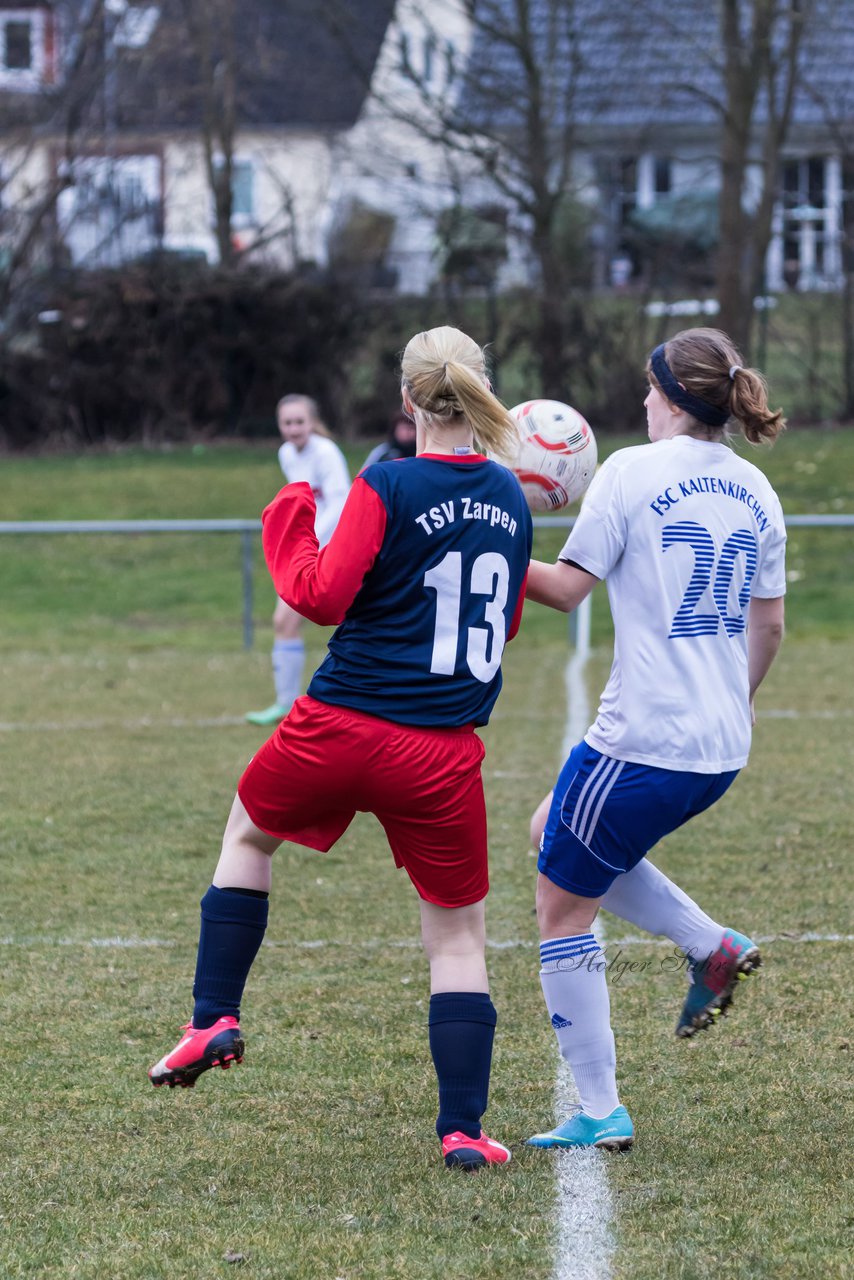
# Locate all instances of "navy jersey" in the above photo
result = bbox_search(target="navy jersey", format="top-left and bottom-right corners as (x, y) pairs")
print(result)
(306, 455), (532, 727)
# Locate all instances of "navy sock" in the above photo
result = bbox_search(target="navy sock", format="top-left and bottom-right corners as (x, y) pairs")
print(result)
(192, 885), (269, 1029)
(428, 992), (497, 1140)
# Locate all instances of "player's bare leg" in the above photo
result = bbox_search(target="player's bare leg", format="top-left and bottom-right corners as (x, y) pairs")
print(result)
(149, 798), (279, 1088)
(213, 794), (280, 892)
(419, 899), (510, 1171)
(529, 790), (553, 854)
(420, 898), (488, 994)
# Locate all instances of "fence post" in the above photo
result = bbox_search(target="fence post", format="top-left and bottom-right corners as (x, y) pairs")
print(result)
(241, 530), (254, 651)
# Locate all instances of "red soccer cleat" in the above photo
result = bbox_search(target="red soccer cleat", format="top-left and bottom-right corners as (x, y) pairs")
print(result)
(148, 1016), (244, 1088)
(441, 1130), (512, 1171)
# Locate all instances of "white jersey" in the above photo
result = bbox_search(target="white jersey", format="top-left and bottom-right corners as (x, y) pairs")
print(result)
(562, 435), (786, 773)
(278, 434), (350, 546)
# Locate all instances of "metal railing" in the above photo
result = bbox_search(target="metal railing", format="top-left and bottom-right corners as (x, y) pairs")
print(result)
(0, 518), (260, 649)
(1, 514), (850, 649)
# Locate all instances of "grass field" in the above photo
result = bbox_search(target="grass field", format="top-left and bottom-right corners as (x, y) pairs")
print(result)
(1, 431), (852, 1279)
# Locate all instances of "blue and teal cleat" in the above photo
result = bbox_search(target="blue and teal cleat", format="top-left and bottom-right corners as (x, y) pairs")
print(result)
(676, 928), (761, 1038)
(527, 1105), (634, 1152)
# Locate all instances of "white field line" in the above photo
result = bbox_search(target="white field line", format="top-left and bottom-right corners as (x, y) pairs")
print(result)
(547, 596), (616, 1280)
(0, 709), (850, 735)
(0, 715), (248, 732)
(1, 931), (850, 951)
(0, 931), (850, 952)
(760, 709), (853, 719)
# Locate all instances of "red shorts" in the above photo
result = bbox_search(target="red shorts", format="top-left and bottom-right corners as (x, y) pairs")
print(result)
(237, 696), (489, 908)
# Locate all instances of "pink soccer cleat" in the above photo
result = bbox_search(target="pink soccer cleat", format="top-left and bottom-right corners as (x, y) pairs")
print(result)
(148, 1016), (244, 1088)
(441, 1130), (512, 1171)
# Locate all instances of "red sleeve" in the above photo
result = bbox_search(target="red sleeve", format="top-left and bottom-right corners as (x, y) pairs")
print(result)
(507, 568), (528, 642)
(261, 478), (388, 625)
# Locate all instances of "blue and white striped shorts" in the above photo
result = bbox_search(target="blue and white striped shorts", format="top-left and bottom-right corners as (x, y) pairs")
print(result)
(537, 741), (738, 898)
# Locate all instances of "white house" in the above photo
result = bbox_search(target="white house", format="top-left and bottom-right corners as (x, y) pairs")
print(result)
(1, 0), (851, 296)
(0, 0), (394, 272)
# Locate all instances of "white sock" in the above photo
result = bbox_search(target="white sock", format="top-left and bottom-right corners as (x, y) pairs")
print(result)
(601, 859), (724, 962)
(539, 934), (620, 1120)
(272, 639), (304, 709)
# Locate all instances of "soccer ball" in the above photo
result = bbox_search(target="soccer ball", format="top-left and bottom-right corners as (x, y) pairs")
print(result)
(507, 399), (597, 512)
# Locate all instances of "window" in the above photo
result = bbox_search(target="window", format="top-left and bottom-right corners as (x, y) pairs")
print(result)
(398, 27), (444, 86)
(782, 157), (827, 215)
(779, 156), (830, 287)
(231, 159), (254, 223)
(0, 9), (48, 86)
(807, 157), (825, 210)
(617, 157), (637, 227)
(398, 30), (411, 75)
(0, 8), (56, 87)
(423, 31), (436, 83)
(654, 157), (672, 197)
(57, 154), (162, 266)
(5, 20), (31, 69)
(113, 6), (160, 49)
(213, 155), (256, 227)
(843, 160), (854, 268)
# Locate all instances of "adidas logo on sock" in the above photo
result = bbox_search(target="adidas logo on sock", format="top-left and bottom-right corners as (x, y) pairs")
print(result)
(551, 1012), (573, 1029)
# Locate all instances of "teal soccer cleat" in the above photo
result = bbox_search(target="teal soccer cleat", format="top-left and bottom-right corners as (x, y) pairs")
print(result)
(676, 928), (761, 1038)
(527, 1105), (634, 1152)
(245, 703), (287, 726)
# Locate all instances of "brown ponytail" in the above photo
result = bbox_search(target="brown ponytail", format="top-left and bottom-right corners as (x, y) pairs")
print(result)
(661, 328), (786, 444)
(728, 366), (786, 444)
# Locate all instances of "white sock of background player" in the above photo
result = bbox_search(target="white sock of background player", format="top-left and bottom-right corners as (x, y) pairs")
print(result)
(272, 637), (304, 710)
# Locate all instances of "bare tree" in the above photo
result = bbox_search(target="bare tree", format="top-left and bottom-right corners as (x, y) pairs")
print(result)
(155, 0), (322, 270)
(0, 0), (115, 315)
(796, 0), (854, 417)
(716, 0), (811, 353)
(176, 0), (238, 267)
(327, 0), (593, 398)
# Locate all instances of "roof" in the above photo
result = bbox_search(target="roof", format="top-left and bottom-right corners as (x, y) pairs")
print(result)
(0, 0), (396, 132)
(460, 0), (854, 140)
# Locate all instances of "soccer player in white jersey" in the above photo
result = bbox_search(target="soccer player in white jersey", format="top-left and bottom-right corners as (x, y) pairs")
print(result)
(523, 328), (786, 1151)
(245, 395), (350, 726)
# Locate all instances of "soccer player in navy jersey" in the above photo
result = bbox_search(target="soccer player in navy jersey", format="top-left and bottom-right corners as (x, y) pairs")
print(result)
(149, 326), (533, 1171)
(522, 328), (786, 1151)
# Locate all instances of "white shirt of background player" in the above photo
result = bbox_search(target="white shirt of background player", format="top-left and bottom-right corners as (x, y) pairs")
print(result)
(245, 396), (350, 726)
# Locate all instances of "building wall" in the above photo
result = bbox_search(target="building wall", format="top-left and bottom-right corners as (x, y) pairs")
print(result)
(0, 139), (55, 270)
(335, 0), (476, 293)
(162, 129), (337, 268)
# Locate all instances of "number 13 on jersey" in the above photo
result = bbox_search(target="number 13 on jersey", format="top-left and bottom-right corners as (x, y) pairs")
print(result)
(424, 551), (510, 683)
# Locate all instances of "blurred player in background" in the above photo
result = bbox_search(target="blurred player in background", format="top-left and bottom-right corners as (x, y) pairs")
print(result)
(361, 406), (418, 467)
(150, 326), (533, 1172)
(523, 328), (786, 1152)
(245, 394), (350, 726)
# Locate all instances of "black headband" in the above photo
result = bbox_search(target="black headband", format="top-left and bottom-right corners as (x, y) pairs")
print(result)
(649, 345), (729, 428)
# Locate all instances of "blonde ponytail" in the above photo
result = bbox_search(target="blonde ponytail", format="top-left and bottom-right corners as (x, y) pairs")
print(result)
(401, 327), (519, 463)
